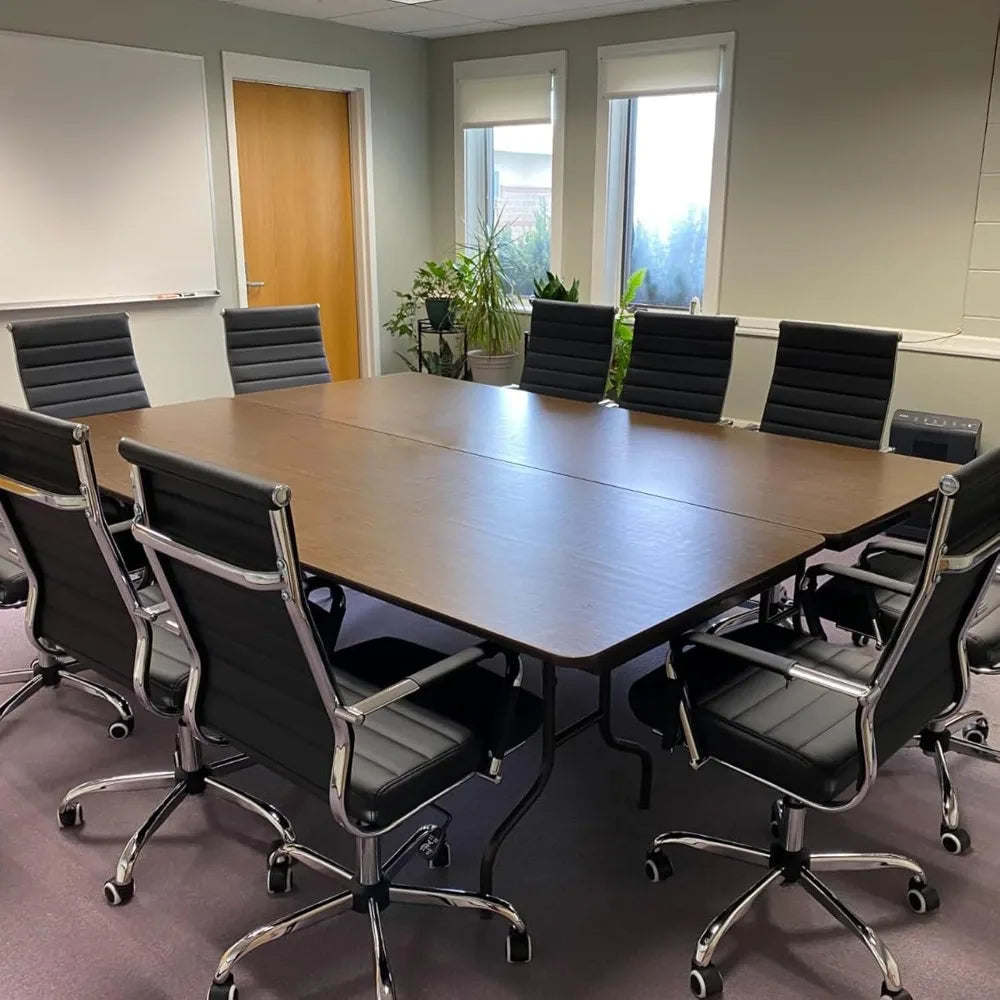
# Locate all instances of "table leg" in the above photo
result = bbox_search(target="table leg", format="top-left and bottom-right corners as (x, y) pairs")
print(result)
(479, 659), (556, 900)
(598, 670), (652, 809)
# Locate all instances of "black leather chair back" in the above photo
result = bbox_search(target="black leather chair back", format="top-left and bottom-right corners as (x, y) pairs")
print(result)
(872, 449), (1000, 758)
(760, 322), (900, 448)
(620, 313), (736, 422)
(9, 313), (149, 418)
(0, 406), (137, 685)
(119, 439), (340, 792)
(520, 300), (615, 402)
(223, 305), (332, 393)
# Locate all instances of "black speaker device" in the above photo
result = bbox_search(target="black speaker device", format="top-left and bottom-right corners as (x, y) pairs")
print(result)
(887, 410), (982, 541)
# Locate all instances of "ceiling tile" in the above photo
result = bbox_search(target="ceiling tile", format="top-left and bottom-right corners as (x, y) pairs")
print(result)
(233, 0), (394, 17)
(332, 5), (485, 32)
(412, 19), (513, 38)
(502, 0), (690, 26)
(430, 0), (631, 18)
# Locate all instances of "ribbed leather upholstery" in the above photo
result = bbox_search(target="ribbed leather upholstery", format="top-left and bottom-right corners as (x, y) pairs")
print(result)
(813, 550), (1000, 672)
(9, 313), (149, 418)
(760, 321), (901, 449)
(120, 440), (542, 828)
(630, 448), (1000, 806)
(0, 550), (27, 606)
(520, 300), (615, 402)
(0, 406), (185, 707)
(224, 305), (332, 394)
(619, 313), (736, 422)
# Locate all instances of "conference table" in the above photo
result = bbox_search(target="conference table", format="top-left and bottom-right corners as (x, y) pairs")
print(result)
(80, 376), (953, 896)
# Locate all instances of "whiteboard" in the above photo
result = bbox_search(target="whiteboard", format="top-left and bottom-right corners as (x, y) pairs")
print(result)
(0, 31), (219, 309)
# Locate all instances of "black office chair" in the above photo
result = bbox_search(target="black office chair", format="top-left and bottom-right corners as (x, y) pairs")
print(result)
(519, 299), (615, 402)
(0, 404), (327, 907)
(760, 321), (902, 449)
(118, 438), (543, 1000)
(804, 531), (1000, 855)
(8, 313), (149, 418)
(619, 313), (737, 422)
(0, 406), (134, 739)
(223, 304), (333, 393)
(628, 450), (1000, 999)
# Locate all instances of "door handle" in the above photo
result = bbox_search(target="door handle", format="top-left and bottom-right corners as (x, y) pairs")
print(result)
(246, 280), (265, 289)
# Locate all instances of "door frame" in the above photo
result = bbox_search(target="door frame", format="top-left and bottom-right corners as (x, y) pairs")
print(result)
(222, 51), (380, 377)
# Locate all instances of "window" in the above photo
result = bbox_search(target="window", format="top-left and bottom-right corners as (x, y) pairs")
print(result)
(455, 53), (566, 297)
(593, 36), (735, 312)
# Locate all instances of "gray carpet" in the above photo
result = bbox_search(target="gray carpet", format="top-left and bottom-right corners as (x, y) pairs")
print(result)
(1, 593), (998, 1000)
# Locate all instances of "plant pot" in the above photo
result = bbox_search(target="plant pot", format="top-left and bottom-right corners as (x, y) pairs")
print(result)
(424, 298), (452, 332)
(468, 350), (519, 387)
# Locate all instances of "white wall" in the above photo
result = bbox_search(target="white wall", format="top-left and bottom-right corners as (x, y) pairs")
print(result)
(0, 0), (433, 405)
(427, 0), (1000, 446)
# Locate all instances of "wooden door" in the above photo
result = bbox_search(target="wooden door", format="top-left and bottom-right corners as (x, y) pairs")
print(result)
(233, 81), (360, 380)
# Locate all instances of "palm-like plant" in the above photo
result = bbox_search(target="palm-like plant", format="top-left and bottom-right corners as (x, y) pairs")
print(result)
(462, 215), (522, 358)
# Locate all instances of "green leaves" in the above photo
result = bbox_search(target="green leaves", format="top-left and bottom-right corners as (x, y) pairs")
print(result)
(461, 214), (522, 357)
(607, 268), (647, 400)
(532, 271), (580, 302)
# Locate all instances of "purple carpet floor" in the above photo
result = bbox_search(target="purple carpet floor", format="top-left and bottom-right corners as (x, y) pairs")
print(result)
(0, 592), (998, 1000)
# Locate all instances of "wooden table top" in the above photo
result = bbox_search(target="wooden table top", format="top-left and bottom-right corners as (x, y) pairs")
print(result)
(82, 397), (823, 671)
(249, 373), (954, 547)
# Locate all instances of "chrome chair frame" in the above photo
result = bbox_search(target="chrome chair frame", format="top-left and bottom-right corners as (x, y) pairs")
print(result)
(0, 421), (296, 906)
(802, 537), (1000, 854)
(124, 469), (531, 1000)
(648, 471), (999, 999)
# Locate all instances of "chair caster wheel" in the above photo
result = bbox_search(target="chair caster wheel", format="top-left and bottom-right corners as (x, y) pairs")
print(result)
(645, 849), (673, 883)
(940, 826), (971, 855)
(428, 841), (451, 870)
(769, 800), (784, 840)
(57, 802), (83, 829)
(103, 878), (134, 906)
(962, 718), (989, 744)
(851, 632), (870, 648)
(906, 878), (940, 914)
(505, 929), (532, 964)
(881, 986), (911, 999)
(107, 717), (134, 740)
(266, 860), (294, 895)
(266, 841), (294, 895)
(207, 975), (239, 1000)
(690, 963), (724, 997)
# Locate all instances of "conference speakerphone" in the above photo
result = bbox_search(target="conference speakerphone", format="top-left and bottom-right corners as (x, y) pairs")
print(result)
(888, 409), (982, 540)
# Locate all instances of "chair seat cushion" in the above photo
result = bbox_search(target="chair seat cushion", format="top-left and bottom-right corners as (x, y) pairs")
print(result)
(331, 639), (542, 826)
(219, 638), (542, 828)
(631, 625), (881, 804)
(813, 550), (1000, 671)
(0, 550), (28, 607)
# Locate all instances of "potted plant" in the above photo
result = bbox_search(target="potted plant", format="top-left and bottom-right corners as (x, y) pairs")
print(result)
(532, 271), (580, 302)
(463, 216), (523, 386)
(606, 268), (647, 401)
(385, 256), (470, 378)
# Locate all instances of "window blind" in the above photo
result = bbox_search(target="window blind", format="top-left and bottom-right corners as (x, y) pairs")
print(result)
(601, 46), (722, 100)
(456, 72), (553, 129)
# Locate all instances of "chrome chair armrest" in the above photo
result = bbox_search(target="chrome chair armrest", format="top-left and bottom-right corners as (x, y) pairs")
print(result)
(684, 632), (871, 700)
(860, 537), (927, 563)
(805, 563), (915, 597)
(335, 642), (498, 725)
(109, 519), (133, 535)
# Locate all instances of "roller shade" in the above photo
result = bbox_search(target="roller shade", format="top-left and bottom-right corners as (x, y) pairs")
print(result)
(457, 72), (553, 129)
(601, 46), (721, 100)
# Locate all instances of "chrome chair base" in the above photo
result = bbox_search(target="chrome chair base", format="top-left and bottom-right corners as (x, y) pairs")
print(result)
(0, 655), (133, 738)
(58, 721), (294, 906)
(646, 800), (936, 998)
(208, 830), (531, 1000)
(915, 709), (999, 855)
